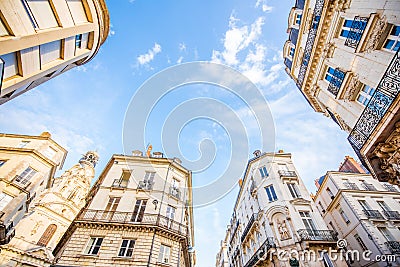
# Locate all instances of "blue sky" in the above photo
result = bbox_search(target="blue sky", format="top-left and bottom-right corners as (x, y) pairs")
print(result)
(0, 0), (357, 266)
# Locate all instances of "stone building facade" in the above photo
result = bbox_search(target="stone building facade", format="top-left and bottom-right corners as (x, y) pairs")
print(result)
(217, 150), (345, 267)
(0, 151), (98, 266)
(0, 132), (67, 245)
(215, 230), (229, 267)
(314, 162), (400, 266)
(0, 0), (109, 104)
(283, 0), (400, 184)
(52, 152), (195, 267)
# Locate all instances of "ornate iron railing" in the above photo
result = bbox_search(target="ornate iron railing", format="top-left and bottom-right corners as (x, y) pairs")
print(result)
(383, 183), (399, 192)
(363, 209), (385, 220)
(278, 170), (297, 177)
(169, 186), (181, 199)
(229, 219), (240, 245)
(296, 0), (325, 89)
(383, 210), (400, 220)
(241, 213), (257, 242)
(112, 178), (128, 188)
(244, 237), (275, 267)
(297, 229), (337, 242)
(137, 180), (154, 190)
(343, 182), (359, 190)
(78, 209), (188, 236)
(385, 241), (400, 254)
(361, 183), (377, 191)
(344, 16), (369, 49)
(348, 48), (400, 157)
(327, 68), (346, 96)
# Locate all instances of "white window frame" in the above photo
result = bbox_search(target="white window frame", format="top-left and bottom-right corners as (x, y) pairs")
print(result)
(166, 205), (176, 220)
(287, 183), (301, 198)
(357, 85), (375, 106)
(382, 25), (400, 51)
(15, 166), (37, 185)
(118, 239), (135, 257)
(84, 237), (103, 255)
(158, 244), (171, 264)
(299, 211), (317, 231)
(0, 192), (13, 210)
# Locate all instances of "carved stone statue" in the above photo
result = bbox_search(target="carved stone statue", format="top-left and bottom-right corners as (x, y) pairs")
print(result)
(277, 219), (291, 240)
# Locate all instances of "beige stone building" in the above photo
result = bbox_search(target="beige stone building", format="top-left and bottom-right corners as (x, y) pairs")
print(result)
(283, 0), (400, 184)
(0, 132), (67, 245)
(215, 229), (229, 267)
(217, 150), (345, 267)
(0, 0), (109, 104)
(314, 158), (400, 266)
(52, 151), (196, 267)
(0, 151), (98, 266)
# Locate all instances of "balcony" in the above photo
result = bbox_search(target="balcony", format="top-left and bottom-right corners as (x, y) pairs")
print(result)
(327, 68), (346, 97)
(244, 237), (275, 267)
(0, 221), (15, 245)
(229, 219), (240, 245)
(278, 170), (297, 178)
(297, 229), (337, 242)
(385, 241), (400, 254)
(363, 209), (385, 220)
(137, 180), (154, 190)
(169, 186), (181, 200)
(383, 183), (398, 192)
(344, 16), (369, 49)
(78, 209), (188, 236)
(383, 210), (400, 221)
(241, 213), (257, 242)
(343, 182), (359, 190)
(112, 179), (128, 188)
(361, 183), (377, 191)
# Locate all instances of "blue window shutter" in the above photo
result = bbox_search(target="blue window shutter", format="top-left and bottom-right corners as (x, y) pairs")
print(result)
(270, 186), (277, 200)
(263, 167), (268, 177)
(259, 168), (265, 178)
(266, 187), (272, 201)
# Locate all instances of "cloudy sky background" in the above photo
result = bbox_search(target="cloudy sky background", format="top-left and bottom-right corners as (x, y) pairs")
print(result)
(0, 0), (357, 266)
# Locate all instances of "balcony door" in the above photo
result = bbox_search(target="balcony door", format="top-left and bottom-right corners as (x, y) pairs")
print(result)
(166, 205), (176, 229)
(102, 197), (120, 220)
(300, 211), (318, 239)
(131, 199), (147, 222)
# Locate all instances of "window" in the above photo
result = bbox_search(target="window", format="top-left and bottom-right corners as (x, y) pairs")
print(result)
(339, 208), (350, 224)
(357, 85), (375, 106)
(289, 47), (295, 58)
(383, 25), (400, 51)
(15, 166), (37, 185)
(166, 205), (176, 220)
(312, 15), (320, 29)
(43, 146), (57, 159)
(21, 0), (59, 29)
(354, 234), (368, 250)
(287, 183), (301, 198)
(358, 200), (371, 210)
(118, 239), (135, 257)
(144, 171), (156, 183)
(299, 211), (317, 231)
(84, 237), (103, 255)
(0, 160), (6, 167)
(328, 222), (337, 234)
(105, 197), (120, 212)
(259, 166), (268, 178)
(324, 67), (336, 83)
(75, 33), (89, 51)
(0, 52), (19, 80)
(295, 13), (302, 25)
(75, 34), (82, 48)
(0, 192), (13, 210)
(318, 201), (325, 213)
(172, 178), (180, 189)
(320, 251), (334, 267)
(66, 0), (88, 24)
(131, 199), (147, 222)
(326, 187), (335, 199)
(158, 244), (171, 264)
(265, 185), (278, 202)
(378, 227), (394, 241)
(383, 183), (398, 192)
(37, 224), (57, 246)
(377, 201), (390, 212)
(340, 19), (367, 39)
(113, 170), (130, 188)
(40, 40), (61, 65)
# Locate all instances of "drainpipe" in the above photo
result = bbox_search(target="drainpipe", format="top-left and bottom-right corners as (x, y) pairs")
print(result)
(147, 161), (172, 267)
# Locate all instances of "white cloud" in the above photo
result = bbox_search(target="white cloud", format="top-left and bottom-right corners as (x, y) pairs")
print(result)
(179, 43), (186, 51)
(255, 0), (273, 13)
(137, 43), (162, 65)
(177, 56), (183, 64)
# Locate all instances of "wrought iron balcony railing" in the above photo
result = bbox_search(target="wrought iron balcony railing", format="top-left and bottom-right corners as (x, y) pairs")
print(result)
(278, 170), (297, 178)
(348, 48), (400, 160)
(229, 219), (240, 245)
(361, 183), (377, 191)
(169, 186), (181, 200)
(344, 16), (369, 49)
(297, 229), (338, 242)
(241, 213), (257, 242)
(383, 183), (398, 192)
(296, 0), (325, 89)
(343, 182), (359, 190)
(327, 68), (345, 96)
(112, 178), (128, 188)
(78, 209), (188, 236)
(383, 210), (400, 220)
(137, 180), (154, 190)
(385, 241), (400, 254)
(363, 209), (385, 220)
(244, 237), (275, 267)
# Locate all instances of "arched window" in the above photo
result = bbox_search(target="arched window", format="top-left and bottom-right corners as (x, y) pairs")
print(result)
(37, 224), (57, 246)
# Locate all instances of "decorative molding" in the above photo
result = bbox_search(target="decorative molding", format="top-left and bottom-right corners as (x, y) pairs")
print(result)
(363, 15), (387, 53)
(343, 74), (361, 101)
